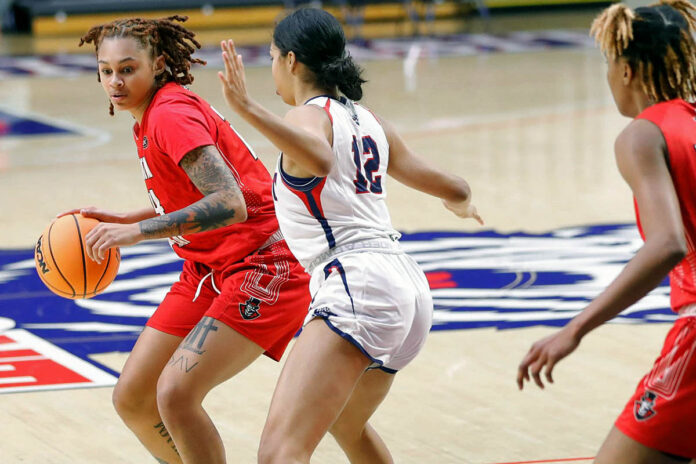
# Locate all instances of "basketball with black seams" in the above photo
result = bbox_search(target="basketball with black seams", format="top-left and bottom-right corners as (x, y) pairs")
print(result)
(34, 213), (120, 299)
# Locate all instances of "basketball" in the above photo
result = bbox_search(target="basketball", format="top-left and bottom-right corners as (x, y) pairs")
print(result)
(34, 213), (120, 299)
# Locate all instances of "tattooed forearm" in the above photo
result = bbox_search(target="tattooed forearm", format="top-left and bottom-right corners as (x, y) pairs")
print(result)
(140, 193), (237, 238)
(139, 145), (247, 240)
(153, 422), (179, 457)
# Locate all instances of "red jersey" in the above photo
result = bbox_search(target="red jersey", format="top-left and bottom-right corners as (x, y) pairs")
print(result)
(635, 99), (696, 312)
(133, 82), (279, 270)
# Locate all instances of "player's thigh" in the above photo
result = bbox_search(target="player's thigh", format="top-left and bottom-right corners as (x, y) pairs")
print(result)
(117, 260), (216, 394)
(595, 427), (691, 464)
(330, 368), (395, 435)
(158, 316), (265, 400)
(115, 326), (184, 398)
(262, 318), (372, 451)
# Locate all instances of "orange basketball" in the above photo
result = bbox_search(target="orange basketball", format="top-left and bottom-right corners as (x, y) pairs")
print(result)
(34, 213), (121, 299)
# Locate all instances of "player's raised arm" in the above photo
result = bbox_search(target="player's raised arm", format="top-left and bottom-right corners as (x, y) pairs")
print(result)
(218, 40), (334, 177)
(381, 116), (483, 225)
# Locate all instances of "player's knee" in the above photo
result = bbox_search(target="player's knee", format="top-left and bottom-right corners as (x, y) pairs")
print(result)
(112, 378), (155, 420)
(155, 375), (198, 420)
(156, 378), (182, 416)
(329, 419), (362, 444)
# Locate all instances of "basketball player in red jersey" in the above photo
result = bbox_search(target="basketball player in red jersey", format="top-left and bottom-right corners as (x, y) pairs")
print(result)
(71, 16), (310, 464)
(517, 1), (696, 463)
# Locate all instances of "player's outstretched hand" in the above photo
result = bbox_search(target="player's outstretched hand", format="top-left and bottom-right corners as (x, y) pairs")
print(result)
(516, 327), (581, 390)
(442, 198), (484, 225)
(57, 207), (129, 224)
(219, 39), (250, 114)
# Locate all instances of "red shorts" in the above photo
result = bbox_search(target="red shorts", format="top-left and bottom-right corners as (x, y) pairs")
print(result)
(615, 316), (696, 458)
(147, 240), (310, 361)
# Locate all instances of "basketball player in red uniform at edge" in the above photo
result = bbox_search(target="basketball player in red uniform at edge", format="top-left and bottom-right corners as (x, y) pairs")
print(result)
(517, 1), (696, 463)
(70, 16), (310, 464)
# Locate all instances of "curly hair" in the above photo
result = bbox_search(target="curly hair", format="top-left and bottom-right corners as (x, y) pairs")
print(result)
(590, 0), (696, 102)
(79, 15), (206, 114)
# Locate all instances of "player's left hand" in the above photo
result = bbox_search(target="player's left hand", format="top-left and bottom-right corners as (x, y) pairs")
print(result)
(442, 198), (484, 225)
(84, 223), (142, 264)
(516, 326), (581, 390)
(218, 39), (251, 114)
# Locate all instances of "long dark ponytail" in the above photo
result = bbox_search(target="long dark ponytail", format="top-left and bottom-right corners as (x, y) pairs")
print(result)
(273, 8), (366, 101)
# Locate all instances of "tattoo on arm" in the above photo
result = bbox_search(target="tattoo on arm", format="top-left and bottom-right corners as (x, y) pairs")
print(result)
(153, 422), (179, 457)
(139, 146), (244, 239)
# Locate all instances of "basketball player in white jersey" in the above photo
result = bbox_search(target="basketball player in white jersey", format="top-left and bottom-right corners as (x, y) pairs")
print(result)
(218, 8), (482, 463)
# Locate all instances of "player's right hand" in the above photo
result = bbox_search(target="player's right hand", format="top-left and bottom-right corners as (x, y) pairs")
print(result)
(442, 198), (484, 225)
(57, 207), (128, 224)
(516, 326), (581, 390)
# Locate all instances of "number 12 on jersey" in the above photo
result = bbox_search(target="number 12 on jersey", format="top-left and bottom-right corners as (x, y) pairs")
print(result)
(352, 135), (383, 194)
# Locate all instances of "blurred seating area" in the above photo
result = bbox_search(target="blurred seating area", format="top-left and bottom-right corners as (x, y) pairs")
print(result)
(0, 0), (613, 58)
(1, 0), (612, 35)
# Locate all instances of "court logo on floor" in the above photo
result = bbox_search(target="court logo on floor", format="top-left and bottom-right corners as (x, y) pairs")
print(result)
(0, 224), (672, 393)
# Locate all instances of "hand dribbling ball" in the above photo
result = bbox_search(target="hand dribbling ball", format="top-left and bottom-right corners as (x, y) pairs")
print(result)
(35, 214), (120, 299)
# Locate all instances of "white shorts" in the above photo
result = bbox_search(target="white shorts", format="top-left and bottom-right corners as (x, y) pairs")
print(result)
(305, 250), (433, 373)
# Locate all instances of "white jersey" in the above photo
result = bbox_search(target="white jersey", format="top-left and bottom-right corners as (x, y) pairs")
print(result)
(272, 95), (400, 271)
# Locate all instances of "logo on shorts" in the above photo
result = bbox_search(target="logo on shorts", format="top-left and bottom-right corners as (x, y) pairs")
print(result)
(634, 391), (658, 421)
(312, 307), (334, 318)
(239, 297), (262, 320)
(142, 136), (149, 149)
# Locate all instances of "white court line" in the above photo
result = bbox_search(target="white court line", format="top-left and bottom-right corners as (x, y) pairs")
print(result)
(0, 355), (47, 363)
(0, 376), (36, 384)
(0, 342), (23, 351)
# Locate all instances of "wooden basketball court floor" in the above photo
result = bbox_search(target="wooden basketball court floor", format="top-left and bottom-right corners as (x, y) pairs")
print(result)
(0, 11), (677, 464)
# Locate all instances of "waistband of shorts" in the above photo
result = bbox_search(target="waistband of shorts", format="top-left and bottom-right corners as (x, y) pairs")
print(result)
(191, 229), (286, 302)
(678, 303), (696, 318)
(259, 229), (285, 250)
(307, 234), (403, 274)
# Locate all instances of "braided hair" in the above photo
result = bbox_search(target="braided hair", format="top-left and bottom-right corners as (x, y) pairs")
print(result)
(79, 15), (205, 114)
(590, 0), (696, 102)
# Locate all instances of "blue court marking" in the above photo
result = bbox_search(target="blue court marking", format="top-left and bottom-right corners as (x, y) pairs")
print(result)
(0, 224), (673, 378)
(0, 110), (75, 137)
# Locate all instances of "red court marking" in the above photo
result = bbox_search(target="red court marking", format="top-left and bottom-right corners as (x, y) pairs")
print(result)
(491, 458), (594, 464)
(0, 329), (118, 393)
(425, 271), (457, 289)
